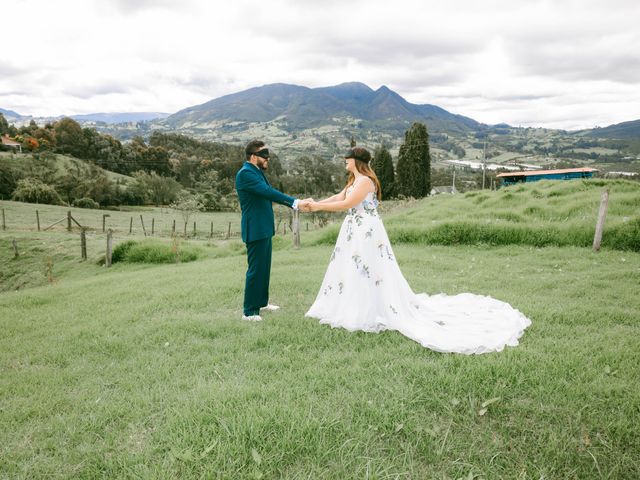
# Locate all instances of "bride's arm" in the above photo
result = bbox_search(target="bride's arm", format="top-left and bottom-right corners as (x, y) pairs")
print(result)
(317, 187), (347, 204)
(310, 180), (373, 212)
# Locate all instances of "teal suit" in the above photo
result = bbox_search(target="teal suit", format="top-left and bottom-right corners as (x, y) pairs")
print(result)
(235, 162), (295, 316)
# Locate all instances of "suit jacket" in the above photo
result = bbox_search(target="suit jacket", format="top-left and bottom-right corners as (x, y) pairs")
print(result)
(235, 161), (295, 243)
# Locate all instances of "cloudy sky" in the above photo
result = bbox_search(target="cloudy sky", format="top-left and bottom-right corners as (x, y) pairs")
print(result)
(2, 0), (639, 130)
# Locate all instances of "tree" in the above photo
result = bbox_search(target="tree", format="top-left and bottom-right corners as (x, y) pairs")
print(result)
(132, 171), (182, 206)
(0, 113), (9, 135)
(372, 144), (395, 199)
(12, 178), (64, 205)
(193, 169), (225, 211)
(396, 122), (431, 198)
(0, 159), (18, 199)
(170, 192), (204, 229)
(54, 117), (86, 157)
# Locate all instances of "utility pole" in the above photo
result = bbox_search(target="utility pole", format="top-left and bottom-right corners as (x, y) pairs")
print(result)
(482, 141), (487, 189)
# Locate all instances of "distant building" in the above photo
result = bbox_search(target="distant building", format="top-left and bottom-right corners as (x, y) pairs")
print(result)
(605, 171), (638, 178)
(430, 185), (457, 195)
(1, 135), (22, 153)
(497, 167), (598, 186)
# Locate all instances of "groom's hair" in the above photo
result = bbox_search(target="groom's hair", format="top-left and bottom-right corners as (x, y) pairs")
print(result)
(245, 140), (266, 160)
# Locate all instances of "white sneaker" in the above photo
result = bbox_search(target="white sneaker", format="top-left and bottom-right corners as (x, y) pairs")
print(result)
(241, 314), (263, 322)
(260, 304), (280, 312)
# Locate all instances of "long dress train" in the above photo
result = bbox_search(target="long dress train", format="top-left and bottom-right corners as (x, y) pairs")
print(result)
(305, 182), (532, 354)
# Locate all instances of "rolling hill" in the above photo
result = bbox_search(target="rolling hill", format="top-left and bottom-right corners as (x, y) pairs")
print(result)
(579, 119), (640, 139)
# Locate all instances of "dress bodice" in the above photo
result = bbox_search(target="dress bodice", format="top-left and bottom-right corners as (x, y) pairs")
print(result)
(346, 179), (379, 216)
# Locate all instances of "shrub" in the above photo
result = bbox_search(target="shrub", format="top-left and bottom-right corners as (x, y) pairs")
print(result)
(111, 240), (199, 264)
(112, 240), (137, 263)
(72, 197), (100, 209)
(12, 178), (63, 205)
(605, 217), (640, 252)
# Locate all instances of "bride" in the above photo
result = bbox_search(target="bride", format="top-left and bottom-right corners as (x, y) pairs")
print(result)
(305, 147), (531, 354)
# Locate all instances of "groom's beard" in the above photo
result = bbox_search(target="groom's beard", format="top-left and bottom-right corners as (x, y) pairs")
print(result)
(258, 159), (269, 170)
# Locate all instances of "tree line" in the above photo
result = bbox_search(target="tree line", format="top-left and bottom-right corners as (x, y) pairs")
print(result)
(1, 113), (433, 209)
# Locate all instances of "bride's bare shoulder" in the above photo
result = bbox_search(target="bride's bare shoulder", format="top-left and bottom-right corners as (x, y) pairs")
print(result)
(355, 176), (376, 190)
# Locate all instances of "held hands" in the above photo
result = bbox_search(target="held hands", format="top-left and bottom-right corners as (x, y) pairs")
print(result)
(308, 201), (322, 212)
(298, 198), (315, 212)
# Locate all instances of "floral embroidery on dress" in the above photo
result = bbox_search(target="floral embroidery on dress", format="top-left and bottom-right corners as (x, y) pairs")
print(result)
(389, 305), (398, 315)
(377, 243), (394, 259)
(362, 199), (378, 216)
(338, 282), (344, 294)
(330, 246), (340, 262)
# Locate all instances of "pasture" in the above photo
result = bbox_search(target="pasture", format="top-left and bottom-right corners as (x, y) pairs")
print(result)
(1, 178), (639, 478)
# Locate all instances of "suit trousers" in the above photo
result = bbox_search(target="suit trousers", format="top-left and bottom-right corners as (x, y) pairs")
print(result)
(243, 236), (272, 316)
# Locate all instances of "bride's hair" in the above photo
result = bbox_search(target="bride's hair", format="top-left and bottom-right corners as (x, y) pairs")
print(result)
(346, 148), (382, 201)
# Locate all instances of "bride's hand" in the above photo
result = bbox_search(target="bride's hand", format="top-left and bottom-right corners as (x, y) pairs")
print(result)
(309, 201), (322, 212)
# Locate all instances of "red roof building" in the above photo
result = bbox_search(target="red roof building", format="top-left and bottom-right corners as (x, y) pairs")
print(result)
(1, 135), (22, 153)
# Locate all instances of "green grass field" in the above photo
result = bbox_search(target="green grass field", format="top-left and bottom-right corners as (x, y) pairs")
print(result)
(1, 178), (639, 478)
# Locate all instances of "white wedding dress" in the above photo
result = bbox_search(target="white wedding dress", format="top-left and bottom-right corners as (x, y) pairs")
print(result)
(305, 179), (532, 354)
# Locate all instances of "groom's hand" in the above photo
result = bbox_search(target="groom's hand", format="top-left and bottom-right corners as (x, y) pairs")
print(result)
(298, 200), (311, 212)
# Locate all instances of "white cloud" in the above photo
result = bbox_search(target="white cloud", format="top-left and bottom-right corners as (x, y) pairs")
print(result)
(1, 0), (639, 130)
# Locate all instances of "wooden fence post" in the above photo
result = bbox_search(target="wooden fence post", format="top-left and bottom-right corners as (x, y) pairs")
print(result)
(12, 239), (18, 258)
(36, 210), (40, 231)
(102, 214), (110, 233)
(593, 188), (609, 252)
(172, 219), (176, 236)
(193, 221), (196, 237)
(210, 221), (213, 238)
(140, 215), (147, 237)
(293, 208), (300, 249)
(129, 216), (133, 234)
(106, 229), (113, 267)
(227, 222), (231, 240)
(67, 210), (72, 232)
(1, 208), (5, 230)
(80, 228), (87, 261)
(151, 218), (155, 236)
(183, 221), (187, 237)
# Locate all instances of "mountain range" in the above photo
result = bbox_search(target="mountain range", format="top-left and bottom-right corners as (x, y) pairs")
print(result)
(0, 110), (169, 124)
(161, 82), (482, 134)
(3, 83), (639, 139)
(0, 108), (21, 120)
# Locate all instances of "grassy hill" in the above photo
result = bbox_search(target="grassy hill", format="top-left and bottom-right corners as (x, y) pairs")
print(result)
(316, 178), (640, 252)
(0, 151), (134, 185)
(1, 177), (639, 477)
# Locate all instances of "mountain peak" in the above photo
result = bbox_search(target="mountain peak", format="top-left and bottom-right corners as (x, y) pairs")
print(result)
(330, 82), (373, 91)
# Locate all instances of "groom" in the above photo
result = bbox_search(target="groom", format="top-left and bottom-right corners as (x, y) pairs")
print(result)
(235, 140), (309, 322)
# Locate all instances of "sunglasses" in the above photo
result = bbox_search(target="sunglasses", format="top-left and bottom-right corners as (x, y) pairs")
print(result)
(253, 148), (270, 160)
